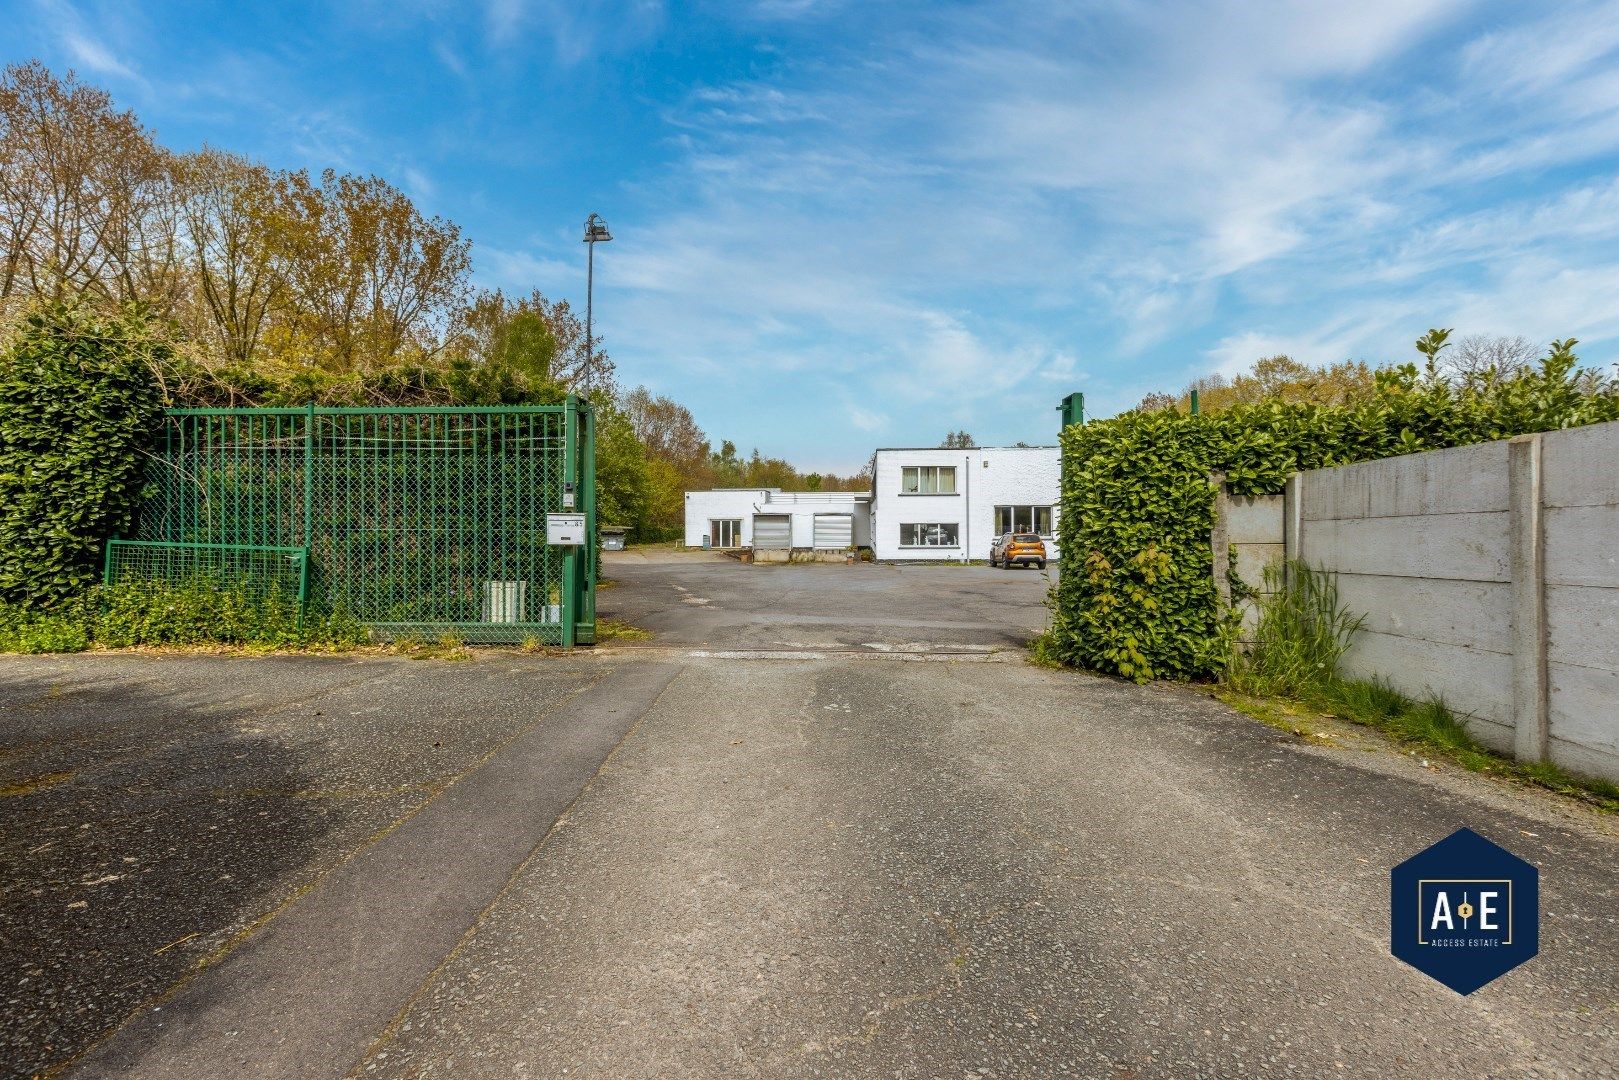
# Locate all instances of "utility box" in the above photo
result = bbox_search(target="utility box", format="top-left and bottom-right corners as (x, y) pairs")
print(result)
(482, 580), (528, 624)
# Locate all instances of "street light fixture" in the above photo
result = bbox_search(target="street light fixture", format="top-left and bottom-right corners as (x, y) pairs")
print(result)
(582, 213), (612, 393)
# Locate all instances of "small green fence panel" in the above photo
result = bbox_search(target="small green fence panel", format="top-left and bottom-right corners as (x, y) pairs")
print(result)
(104, 540), (309, 602)
(126, 402), (596, 645)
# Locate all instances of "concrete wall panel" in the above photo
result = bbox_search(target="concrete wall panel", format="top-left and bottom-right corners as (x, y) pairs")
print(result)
(1335, 574), (1512, 655)
(1548, 661), (1619, 776)
(1226, 495), (1284, 545)
(1233, 543), (1284, 593)
(1339, 630), (1514, 750)
(1544, 503), (1619, 588)
(1300, 442), (1510, 522)
(1541, 419), (1619, 509)
(1545, 584), (1619, 673)
(1300, 513), (1510, 582)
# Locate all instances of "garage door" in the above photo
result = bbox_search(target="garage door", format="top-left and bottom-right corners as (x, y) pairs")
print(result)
(753, 514), (791, 549)
(812, 513), (853, 549)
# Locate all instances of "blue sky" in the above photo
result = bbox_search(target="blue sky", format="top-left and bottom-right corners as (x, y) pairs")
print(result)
(8, 1), (1619, 473)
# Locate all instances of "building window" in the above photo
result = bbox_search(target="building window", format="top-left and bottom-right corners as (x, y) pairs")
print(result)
(994, 505), (1054, 536)
(900, 523), (960, 547)
(710, 519), (742, 547)
(901, 465), (957, 494)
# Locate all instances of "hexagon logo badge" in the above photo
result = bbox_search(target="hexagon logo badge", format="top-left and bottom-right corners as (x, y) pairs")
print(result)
(1390, 827), (1539, 995)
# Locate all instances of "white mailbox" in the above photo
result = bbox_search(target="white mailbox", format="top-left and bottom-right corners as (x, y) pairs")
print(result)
(546, 513), (587, 546)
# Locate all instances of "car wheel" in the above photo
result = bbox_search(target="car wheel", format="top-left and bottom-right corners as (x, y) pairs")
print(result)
(1038, 561), (1047, 570)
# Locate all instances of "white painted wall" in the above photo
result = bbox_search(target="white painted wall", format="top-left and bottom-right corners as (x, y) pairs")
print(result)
(869, 446), (1060, 561)
(683, 489), (871, 549)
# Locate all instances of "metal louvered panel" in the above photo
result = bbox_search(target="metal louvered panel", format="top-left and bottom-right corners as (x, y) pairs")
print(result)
(752, 514), (791, 549)
(812, 514), (852, 549)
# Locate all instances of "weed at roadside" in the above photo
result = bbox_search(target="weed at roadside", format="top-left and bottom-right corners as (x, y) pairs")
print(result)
(597, 617), (652, 642)
(1223, 560), (1618, 812)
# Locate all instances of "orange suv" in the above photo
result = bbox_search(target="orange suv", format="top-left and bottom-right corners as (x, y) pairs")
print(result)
(990, 532), (1046, 570)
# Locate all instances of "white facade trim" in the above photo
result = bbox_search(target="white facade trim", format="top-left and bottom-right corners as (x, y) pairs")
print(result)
(683, 489), (871, 549)
(869, 446), (1061, 562)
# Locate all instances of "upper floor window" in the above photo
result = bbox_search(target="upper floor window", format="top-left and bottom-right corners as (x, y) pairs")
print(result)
(901, 465), (957, 494)
(995, 505), (1054, 536)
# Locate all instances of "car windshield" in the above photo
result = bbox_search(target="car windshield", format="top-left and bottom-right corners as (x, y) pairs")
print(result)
(1014, 534), (1041, 543)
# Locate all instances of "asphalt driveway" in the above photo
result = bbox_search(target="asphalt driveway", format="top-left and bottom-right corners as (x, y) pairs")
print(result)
(2, 549), (1616, 1078)
(594, 547), (1053, 654)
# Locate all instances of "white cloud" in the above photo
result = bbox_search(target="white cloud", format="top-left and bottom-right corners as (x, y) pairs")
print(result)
(844, 402), (888, 432)
(460, 0), (1619, 437)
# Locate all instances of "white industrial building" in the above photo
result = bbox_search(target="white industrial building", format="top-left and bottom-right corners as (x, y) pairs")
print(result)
(868, 445), (1060, 561)
(682, 444), (1060, 562)
(683, 489), (872, 551)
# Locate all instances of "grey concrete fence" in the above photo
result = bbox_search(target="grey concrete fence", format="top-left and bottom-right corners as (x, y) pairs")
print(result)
(1216, 419), (1619, 784)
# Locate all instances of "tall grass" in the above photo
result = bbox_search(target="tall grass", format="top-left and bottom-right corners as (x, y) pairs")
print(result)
(1226, 560), (1363, 697)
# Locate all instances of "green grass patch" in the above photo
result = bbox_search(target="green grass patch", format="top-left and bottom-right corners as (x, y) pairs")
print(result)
(596, 617), (652, 642)
(390, 633), (472, 660)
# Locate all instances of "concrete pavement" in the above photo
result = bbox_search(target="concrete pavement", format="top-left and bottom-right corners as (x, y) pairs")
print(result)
(356, 655), (1619, 1078)
(1, 550), (1615, 1077)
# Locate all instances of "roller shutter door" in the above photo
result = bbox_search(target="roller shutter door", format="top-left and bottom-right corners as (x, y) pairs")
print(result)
(753, 514), (791, 549)
(812, 513), (853, 549)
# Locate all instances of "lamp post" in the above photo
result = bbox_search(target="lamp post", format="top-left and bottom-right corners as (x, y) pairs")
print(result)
(582, 213), (612, 393)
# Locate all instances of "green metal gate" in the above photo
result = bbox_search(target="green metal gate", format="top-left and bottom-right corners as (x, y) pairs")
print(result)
(111, 400), (597, 645)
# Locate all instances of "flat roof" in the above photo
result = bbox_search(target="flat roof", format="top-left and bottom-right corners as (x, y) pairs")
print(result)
(870, 445), (1058, 452)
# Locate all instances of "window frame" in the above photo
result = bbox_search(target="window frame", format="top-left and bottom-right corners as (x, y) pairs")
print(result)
(898, 522), (961, 548)
(994, 504), (1055, 536)
(900, 465), (958, 495)
(709, 518), (742, 548)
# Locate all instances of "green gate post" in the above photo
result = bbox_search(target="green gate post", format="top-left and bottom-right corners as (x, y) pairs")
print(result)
(577, 400), (597, 644)
(560, 396), (578, 648)
(1057, 392), (1085, 433)
(300, 401), (315, 628)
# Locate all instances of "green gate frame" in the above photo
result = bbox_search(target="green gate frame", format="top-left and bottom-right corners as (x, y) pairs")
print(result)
(121, 399), (597, 646)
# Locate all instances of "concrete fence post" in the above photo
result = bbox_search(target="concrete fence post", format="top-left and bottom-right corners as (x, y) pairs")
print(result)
(1509, 433), (1549, 764)
(1210, 471), (1230, 607)
(1282, 471), (1304, 589)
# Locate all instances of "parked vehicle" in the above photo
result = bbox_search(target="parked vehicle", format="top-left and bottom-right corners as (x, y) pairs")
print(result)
(990, 532), (1047, 569)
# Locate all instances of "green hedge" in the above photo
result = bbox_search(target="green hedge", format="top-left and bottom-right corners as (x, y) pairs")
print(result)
(0, 302), (167, 608)
(1046, 340), (1619, 682)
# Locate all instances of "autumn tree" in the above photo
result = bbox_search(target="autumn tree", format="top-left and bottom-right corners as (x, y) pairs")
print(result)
(1139, 355), (1379, 413)
(939, 430), (976, 448)
(267, 168), (470, 371)
(176, 149), (285, 364)
(0, 61), (178, 308)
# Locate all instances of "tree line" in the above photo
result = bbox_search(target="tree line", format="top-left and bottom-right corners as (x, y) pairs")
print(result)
(0, 61), (866, 540)
(1136, 335), (1614, 416)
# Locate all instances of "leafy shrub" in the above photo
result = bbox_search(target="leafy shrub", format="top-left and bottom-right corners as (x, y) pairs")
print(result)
(0, 595), (94, 653)
(0, 301), (167, 608)
(94, 581), (365, 648)
(1049, 337), (1619, 681)
(0, 582), (366, 653)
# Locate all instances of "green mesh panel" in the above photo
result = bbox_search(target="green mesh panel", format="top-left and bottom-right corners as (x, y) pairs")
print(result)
(104, 540), (308, 600)
(128, 405), (594, 645)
